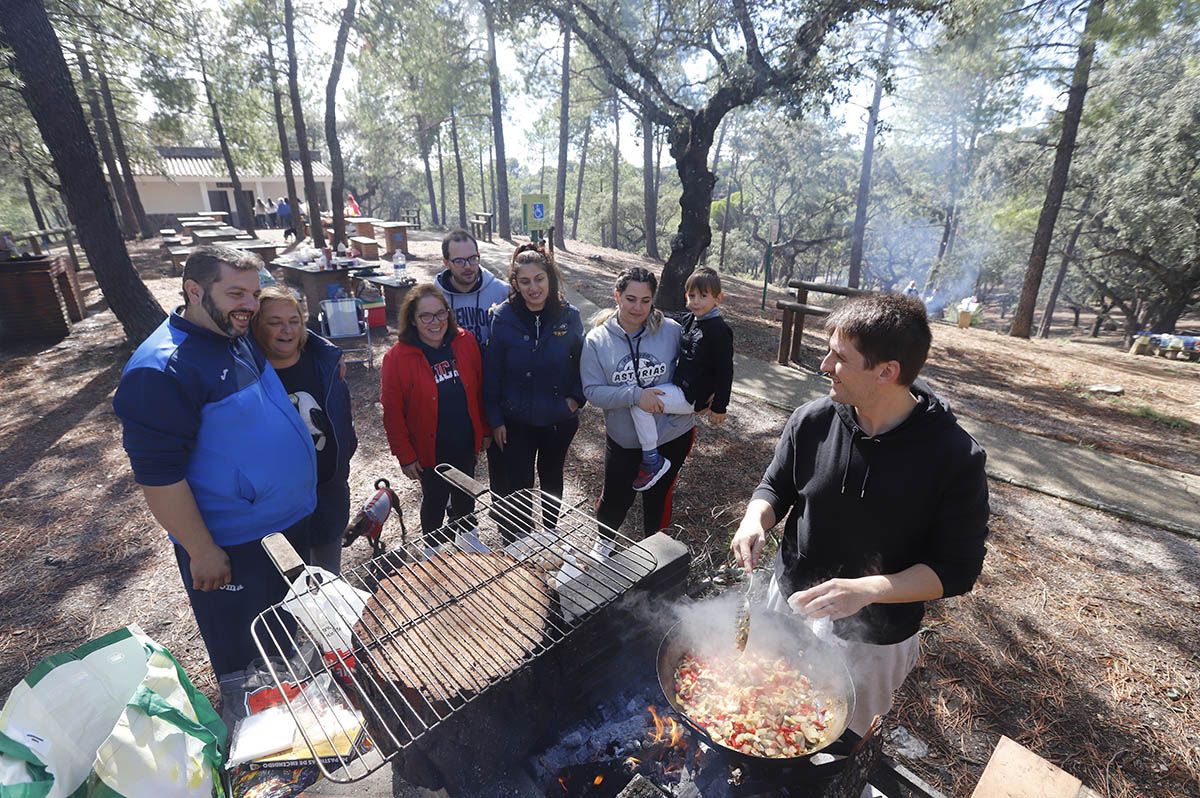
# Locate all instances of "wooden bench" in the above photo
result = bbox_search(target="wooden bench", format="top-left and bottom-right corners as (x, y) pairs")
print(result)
(777, 280), (878, 365)
(350, 235), (379, 259)
(397, 208), (421, 229)
(158, 228), (177, 238)
(469, 212), (493, 243)
(162, 236), (184, 248)
(167, 246), (191, 275)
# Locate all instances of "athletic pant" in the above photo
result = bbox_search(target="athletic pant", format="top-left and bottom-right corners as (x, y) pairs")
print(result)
(630, 384), (695, 453)
(595, 428), (695, 540)
(496, 416), (580, 542)
(307, 479), (351, 575)
(418, 448), (476, 544)
(174, 517), (308, 681)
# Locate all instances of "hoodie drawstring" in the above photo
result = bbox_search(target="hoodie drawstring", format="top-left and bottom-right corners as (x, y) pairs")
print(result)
(841, 430), (874, 498)
(840, 429), (857, 495)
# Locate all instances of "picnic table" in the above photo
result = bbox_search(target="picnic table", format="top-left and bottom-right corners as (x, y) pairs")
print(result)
(375, 222), (411, 256)
(192, 227), (243, 245)
(355, 270), (416, 322)
(275, 258), (372, 320)
(345, 216), (382, 240)
(197, 211), (229, 222)
(469, 212), (493, 243)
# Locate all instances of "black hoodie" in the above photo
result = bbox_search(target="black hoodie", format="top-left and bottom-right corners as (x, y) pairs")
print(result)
(753, 381), (989, 644)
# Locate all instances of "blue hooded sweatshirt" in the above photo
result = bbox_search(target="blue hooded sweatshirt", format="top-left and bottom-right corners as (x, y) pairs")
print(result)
(113, 311), (316, 547)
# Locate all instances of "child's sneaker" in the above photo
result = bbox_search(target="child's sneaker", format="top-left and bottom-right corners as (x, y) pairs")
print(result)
(633, 455), (672, 492)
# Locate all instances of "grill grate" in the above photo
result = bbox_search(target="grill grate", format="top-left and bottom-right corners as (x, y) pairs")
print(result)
(250, 465), (657, 782)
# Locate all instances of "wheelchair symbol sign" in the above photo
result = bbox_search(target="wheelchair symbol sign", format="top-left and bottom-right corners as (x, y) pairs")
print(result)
(532, 203), (545, 220)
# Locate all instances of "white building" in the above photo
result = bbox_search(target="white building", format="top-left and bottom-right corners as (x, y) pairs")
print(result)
(129, 146), (333, 227)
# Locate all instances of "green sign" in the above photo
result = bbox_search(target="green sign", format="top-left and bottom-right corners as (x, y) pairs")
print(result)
(521, 193), (550, 232)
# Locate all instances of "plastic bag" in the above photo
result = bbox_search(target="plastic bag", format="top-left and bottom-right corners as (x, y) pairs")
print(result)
(279, 567), (370, 655)
(0, 624), (226, 798)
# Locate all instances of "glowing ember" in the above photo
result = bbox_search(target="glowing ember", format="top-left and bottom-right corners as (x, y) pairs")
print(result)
(624, 756), (640, 771)
(592, 774), (603, 786)
(647, 705), (665, 742)
(557, 775), (567, 792)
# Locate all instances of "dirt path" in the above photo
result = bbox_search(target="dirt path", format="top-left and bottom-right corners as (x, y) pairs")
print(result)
(0, 238), (1195, 797)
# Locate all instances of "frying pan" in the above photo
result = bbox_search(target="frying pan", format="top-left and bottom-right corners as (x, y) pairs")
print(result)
(655, 608), (856, 765)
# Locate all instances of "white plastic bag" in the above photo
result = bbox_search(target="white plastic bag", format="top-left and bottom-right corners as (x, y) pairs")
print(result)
(279, 567), (370, 654)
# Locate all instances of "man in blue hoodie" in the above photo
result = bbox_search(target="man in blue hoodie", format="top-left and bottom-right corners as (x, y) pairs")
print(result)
(731, 293), (988, 735)
(113, 245), (316, 680)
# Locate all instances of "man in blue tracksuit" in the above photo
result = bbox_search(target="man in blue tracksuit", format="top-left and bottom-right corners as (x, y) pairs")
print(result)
(113, 244), (316, 680)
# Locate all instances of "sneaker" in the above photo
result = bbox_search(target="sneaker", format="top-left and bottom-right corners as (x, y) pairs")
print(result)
(633, 456), (672, 492)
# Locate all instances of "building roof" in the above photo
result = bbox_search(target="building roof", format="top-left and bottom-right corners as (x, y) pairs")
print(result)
(137, 146), (332, 179)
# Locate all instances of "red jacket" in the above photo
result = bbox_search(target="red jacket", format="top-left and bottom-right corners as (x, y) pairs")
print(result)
(380, 328), (489, 467)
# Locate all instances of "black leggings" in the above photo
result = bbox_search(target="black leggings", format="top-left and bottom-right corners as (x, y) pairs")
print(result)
(596, 428), (694, 540)
(418, 447), (476, 544)
(497, 416), (579, 541)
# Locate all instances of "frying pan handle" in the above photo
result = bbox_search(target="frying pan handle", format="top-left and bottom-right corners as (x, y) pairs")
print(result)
(434, 463), (489, 498)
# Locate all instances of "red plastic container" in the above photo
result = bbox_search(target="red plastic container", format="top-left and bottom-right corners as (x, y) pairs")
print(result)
(364, 301), (387, 329)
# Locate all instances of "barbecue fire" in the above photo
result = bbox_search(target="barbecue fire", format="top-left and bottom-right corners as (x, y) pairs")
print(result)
(592, 775), (603, 786)
(648, 705), (665, 742)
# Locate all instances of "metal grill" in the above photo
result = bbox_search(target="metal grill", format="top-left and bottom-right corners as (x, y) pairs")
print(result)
(249, 464), (657, 782)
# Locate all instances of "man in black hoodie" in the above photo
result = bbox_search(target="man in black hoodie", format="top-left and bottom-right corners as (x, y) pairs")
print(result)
(731, 293), (988, 734)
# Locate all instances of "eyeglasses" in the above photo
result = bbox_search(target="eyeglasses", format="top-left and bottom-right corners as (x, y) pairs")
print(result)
(449, 255), (480, 267)
(417, 310), (449, 324)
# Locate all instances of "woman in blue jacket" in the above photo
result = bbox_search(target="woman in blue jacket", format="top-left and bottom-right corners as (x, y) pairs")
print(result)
(253, 286), (358, 573)
(485, 243), (585, 541)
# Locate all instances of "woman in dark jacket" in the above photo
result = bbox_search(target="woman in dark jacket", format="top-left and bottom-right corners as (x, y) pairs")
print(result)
(253, 286), (358, 573)
(484, 243), (585, 540)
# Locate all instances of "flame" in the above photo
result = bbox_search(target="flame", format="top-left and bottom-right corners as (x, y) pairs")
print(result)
(624, 756), (640, 771)
(667, 717), (684, 748)
(592, 775), (603, 786)
(558, 776), (567, 792)
(647, 706), (665, 742)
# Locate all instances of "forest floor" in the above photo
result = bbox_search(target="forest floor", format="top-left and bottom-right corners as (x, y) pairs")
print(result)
(0, 234), (1196, 798)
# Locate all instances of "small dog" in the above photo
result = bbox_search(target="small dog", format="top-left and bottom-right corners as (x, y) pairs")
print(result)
(343, 478), (405, 556)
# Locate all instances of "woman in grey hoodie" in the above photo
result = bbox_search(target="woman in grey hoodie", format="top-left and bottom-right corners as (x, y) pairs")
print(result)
(581, 267), (695, 551)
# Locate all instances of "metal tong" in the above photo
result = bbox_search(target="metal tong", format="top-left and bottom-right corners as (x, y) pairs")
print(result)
(734, 568), (754, 652)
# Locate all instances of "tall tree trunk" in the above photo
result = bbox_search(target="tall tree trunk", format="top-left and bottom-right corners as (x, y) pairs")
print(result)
(848, 10), (897, 289)
(2, 4), (163, 342)
(266, 35), (301, 234)
(23, 176), (48, 233)
(75, 42), (137, 240)
(417, 116), (439, 225)
(482, 0), (511, 238)
(436, 126), (446, 227)
(710, 117), (727, 177)
(1038, 195), (1091, 339)
(609, 87), (620, 250)
(539, 146), (546, 193)
(1011, 0), (1105, 338)
(553, 24), (570, 249)
(325, 0), (357, 247)
(489, 141), (496, 227)
(450, 106), (467, 228)
(96, 55), (153, 238)
(642, 105), (659, 260)
(657, 110), (723, 311)
(478, 145), (488, 213)
(198, 33), (256, 237)
(284, 0), (325, 246)
(718, 149), (739, 271)
(571, 117), (590, 241)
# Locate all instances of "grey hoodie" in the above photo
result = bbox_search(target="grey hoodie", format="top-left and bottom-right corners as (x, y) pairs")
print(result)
(436, 267), (510, 346)
(581, 314), (695, 449)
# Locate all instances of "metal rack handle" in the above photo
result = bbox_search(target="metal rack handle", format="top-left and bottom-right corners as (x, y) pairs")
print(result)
(262, 532), (306, 582)
(434, 463), (489, 499)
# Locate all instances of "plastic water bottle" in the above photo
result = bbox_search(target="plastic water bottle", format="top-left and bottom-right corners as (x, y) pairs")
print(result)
(392, 250), (407, 281)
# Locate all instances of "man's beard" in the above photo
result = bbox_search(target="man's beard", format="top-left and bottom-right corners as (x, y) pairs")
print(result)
(202, 291), (240, 336)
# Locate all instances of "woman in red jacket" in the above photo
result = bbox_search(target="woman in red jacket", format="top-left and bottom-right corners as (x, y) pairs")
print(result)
(381, 283), (490, 546)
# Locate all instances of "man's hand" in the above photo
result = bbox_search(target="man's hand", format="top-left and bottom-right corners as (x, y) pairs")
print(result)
(787, 577), (878, 621)
(492, 425), (507, 450)
(189, 542), (232, 591)
(566, 398), (579, 413)
(482, 435), (492, 451)
(730, 524), (766, 571)
(708, 411), (727, 426)
(638, 388), (666, 413)
(401, 460), (423, 480)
